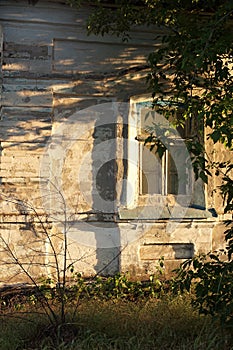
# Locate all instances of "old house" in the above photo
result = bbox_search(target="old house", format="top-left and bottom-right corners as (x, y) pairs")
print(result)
(0, 0), (230, 283)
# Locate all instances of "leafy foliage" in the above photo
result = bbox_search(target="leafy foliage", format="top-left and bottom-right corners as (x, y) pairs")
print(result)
(73, 0), (232, 168)
(173, 253), (233, 326)
(75, 260), (166, 300)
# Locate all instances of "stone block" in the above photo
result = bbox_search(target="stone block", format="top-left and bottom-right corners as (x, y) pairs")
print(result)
(212, 222), (227, 252)
(140, 243), (194, 260)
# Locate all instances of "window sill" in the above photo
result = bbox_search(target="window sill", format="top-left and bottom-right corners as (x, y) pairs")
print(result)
(118, 205), (216, 220)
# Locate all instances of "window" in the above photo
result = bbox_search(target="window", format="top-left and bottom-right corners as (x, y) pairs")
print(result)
(137, 100), (192, 197)
(125, 95), (204, 211)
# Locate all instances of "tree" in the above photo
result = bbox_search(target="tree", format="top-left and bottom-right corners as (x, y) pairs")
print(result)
(68, 0), (233, 325)
(69, 0), (233, 220)
(68, 0), (233, 192)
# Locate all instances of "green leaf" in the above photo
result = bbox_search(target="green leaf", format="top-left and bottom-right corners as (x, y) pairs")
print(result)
(199, 171), (208, 184)
(210, 130), (221, 143)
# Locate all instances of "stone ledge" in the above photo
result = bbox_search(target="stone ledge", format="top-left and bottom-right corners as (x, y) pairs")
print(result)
(119, 205), (215, 220)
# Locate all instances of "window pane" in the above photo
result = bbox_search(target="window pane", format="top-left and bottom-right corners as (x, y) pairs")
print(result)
(167, 153), (178, 194)
(167, 146), (188, 195)
(141, 144), (162, 194)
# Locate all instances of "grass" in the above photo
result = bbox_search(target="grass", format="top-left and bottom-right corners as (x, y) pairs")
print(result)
(0, 294), (232, 350)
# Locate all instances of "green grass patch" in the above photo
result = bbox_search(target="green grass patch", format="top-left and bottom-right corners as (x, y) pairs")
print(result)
(0, 294), (232, 350)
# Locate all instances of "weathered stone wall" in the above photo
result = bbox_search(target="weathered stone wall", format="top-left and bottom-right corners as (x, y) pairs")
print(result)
(0, 0), (231, 283)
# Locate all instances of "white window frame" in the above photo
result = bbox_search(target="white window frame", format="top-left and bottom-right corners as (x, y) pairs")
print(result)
(126, 94), (198, 210)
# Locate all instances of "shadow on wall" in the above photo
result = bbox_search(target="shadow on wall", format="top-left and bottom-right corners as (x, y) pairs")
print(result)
(92, 120), (121, 275)
(0, 1), (153, 278)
